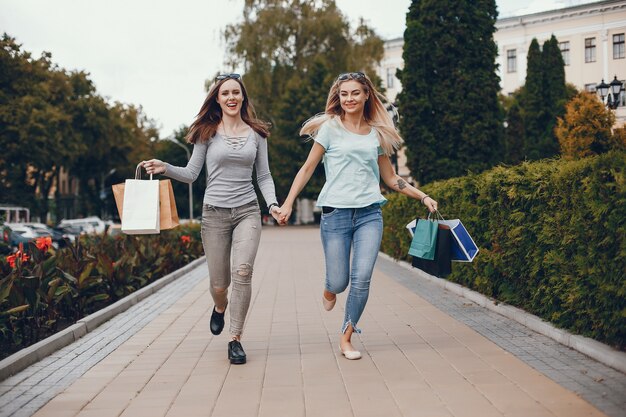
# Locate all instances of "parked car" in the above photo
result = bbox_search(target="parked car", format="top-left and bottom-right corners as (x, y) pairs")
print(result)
(57, 216), (106, 234)
(1, 223), (37, 251)
(23, 222), (68, 248)
(106, 223), (123, 237)
(54, 224), (84, 243)
(0, 224), (17, 254)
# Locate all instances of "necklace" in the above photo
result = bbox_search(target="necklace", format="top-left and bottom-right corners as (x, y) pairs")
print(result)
(341, 118), (368, 134)
(222, 122), (247, 138)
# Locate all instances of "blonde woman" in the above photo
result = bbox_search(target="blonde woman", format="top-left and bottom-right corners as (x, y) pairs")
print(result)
(278, 72), (438, 359)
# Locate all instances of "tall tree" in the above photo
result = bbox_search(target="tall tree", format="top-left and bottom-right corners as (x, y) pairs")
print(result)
(521, 35), (568, 160)
(397, 0), (504, 184)
(541, 35), (567, 155)
(0, 35), (81, 220)
(505, 100), (525, 164)
(223, 0), (384, 199)
(0, 34), (158, 222)
(520, 38), (544, 160)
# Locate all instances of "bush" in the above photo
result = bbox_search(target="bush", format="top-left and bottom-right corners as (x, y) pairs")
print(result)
(0, 224), (204, 359)
(555, 92), (624, 159)
(382, 151), (626, 349)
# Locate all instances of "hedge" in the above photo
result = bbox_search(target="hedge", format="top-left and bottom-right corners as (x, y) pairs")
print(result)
(381, 151), (626, 349)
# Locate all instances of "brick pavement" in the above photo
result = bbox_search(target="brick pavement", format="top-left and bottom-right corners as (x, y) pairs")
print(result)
(1, 226), (623, 417)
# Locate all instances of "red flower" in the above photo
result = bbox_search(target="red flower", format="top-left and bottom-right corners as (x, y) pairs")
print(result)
(6, 245), (29, 268)
(36, 236), (52, 252)
(181, 235), (191, 244)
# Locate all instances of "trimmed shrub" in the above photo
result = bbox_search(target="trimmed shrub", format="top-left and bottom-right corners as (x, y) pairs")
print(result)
(382, 151), (626, 349)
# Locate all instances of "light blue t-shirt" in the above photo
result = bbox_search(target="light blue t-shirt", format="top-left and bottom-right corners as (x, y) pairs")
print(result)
(314, 118), (386, 208)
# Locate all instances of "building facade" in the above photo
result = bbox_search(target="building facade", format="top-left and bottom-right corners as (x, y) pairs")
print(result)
(377, 0), (626, 121)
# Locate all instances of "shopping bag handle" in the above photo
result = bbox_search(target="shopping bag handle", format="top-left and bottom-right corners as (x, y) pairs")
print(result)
(427, 210), (445, 221)
(135, 163), (154, 180)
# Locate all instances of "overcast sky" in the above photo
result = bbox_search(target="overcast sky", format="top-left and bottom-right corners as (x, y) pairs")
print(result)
(0, 0), (601, 138)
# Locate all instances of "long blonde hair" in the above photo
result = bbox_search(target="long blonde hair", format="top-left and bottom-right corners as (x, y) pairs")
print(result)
(300, 72), (403, 155)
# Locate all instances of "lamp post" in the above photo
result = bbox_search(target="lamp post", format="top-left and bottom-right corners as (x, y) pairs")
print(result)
(99, 168), (116, 219)
(168, 138), (193, 221)
(597, 76), (624, 109)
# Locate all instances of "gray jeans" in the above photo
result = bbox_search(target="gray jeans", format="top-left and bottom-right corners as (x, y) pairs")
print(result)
(201, 200), (262, 336)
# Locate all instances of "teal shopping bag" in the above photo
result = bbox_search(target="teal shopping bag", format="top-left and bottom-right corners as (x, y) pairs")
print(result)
(408, 218), (438, 260)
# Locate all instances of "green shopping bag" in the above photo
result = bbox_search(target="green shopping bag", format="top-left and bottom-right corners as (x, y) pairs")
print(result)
(408, 218), (438, 260)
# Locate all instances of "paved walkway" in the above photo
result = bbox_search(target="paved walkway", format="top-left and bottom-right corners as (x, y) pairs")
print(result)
(1, 227), (624, 417)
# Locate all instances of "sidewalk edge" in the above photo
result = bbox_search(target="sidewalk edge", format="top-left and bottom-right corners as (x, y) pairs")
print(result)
(0, 256), (206, 381)
(378, 252), (626, 374)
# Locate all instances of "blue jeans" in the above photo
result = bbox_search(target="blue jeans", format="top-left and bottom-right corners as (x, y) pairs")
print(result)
(320, 204), (383, 334)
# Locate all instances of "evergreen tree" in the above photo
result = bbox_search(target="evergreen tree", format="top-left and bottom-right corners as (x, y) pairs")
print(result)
(521, 35), (568, 160)
(520, 38), (546, 160)
(505, 100), (525, 164)
(397, 0), (504, 184)
(542, 35), (567, 154)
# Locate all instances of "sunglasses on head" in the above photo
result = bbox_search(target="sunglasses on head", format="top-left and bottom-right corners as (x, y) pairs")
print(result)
(215, 73), (241, 82)
(337, 72), (365, 81)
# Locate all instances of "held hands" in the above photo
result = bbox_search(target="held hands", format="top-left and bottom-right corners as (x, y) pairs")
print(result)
(141, 159), (166, 175)
(269, 205), (283, 224)
(422, 196), (438, 213)
(277, 204), (292, 226)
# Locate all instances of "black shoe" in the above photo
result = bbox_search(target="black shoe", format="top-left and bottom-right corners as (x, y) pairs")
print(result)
(210, 306), (225, 335)
(228, 340), (247, 364)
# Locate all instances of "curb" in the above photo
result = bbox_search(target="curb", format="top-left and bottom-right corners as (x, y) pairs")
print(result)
(378, 252), (626, 374)
(0, 256), (206, 381)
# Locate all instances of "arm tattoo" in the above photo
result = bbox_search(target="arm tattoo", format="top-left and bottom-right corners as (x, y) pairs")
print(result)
(396, 179), (407, 190)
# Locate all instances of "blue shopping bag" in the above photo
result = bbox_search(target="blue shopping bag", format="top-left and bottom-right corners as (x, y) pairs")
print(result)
(408, 218), (438, 260)
(437, 219), (479, 262)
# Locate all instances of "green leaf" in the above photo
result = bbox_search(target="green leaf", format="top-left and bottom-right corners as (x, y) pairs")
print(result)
(5, 304), (30, 314)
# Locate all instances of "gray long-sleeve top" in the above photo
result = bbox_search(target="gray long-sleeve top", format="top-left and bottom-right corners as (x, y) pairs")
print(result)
(164, 130), (278, 209)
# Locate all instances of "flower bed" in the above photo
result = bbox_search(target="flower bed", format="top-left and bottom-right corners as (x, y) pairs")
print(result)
(0, 224), (204, 359)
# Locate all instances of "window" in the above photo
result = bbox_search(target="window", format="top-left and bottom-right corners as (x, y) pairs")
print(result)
(386, 68), (394, 89)
(507, 49), (517, 73)
(613, 33), (625, 59)
(559, 41), (570, 65)
(584, 83), (596, 92)
(585, 37), (596, 63)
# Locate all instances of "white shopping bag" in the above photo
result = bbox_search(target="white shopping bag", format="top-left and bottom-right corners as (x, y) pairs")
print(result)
(121, 165), (160, 234)
(406, 218), (417, 237)
(437, 219), (479, 262)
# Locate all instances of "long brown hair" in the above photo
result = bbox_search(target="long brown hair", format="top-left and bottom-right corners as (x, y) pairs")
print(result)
(300, 72), (402, 155)
(185, 76), (270, 143)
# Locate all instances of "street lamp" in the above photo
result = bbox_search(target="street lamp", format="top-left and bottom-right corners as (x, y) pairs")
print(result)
(597, 76), (624, 109)
(168, 138), (193, 221)
(99, 168), (116, 200)
(99, 168), (116, 219)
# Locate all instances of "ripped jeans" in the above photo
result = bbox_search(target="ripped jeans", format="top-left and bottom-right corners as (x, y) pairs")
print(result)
(201, 200), (262, 336)
(320, 204), (383, 334)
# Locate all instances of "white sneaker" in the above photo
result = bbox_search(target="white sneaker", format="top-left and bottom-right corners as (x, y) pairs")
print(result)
(340, 346), (362, 360)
